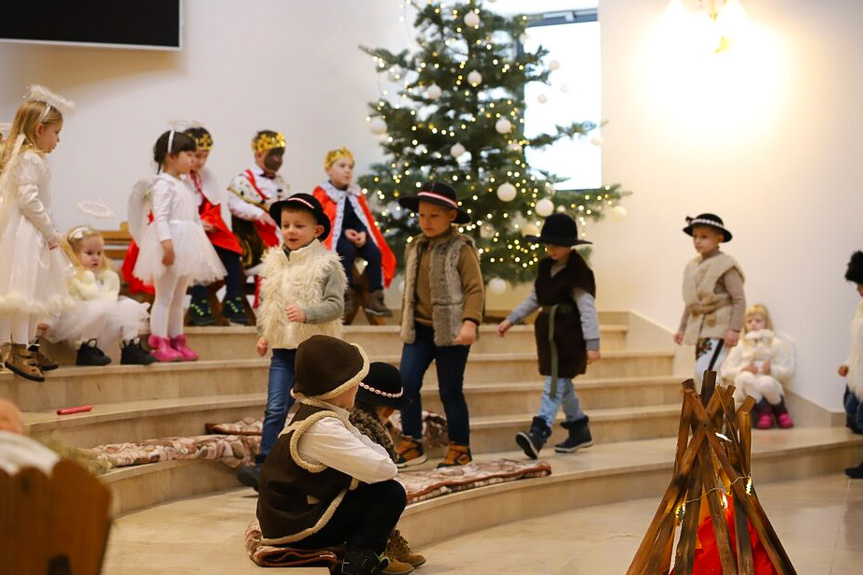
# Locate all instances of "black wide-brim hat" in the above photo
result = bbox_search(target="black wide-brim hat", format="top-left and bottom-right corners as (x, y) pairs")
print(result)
(525, 213), (592, 247)
(292, 335), (370, 401)
(356, 362), (411, 409)
(397, 181), (471, 224)
(846, 251), (863, 284)
(683, 213), (732, 242)
(268, 193), (332, 242)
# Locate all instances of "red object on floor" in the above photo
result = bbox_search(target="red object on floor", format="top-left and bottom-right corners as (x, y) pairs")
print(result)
(57, 405), (93, 415)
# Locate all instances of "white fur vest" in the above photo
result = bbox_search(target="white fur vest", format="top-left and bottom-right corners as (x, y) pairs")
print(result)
(400, 232), (474, 346)
(848, 300), (863, 399)
(681, 253), (745, 345)
(258, 240), (344, 350)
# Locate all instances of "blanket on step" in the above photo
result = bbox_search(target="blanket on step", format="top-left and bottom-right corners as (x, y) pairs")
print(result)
(245, 521), (344, 569)
(85, 434), (259, 471)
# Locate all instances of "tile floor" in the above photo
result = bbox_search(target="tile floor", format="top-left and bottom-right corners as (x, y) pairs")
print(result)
(102, 472), (863, 574)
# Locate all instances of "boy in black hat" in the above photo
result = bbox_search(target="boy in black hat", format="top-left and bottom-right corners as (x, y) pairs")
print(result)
(236, 193), (346, 491)
(839, 251), (863, 478)
(497, 213), (600, 458)
(257, 336), (406, 575)
(395, 181), (484, 468)
(349, 362), (425, 574)
(674, 213), (746, 390)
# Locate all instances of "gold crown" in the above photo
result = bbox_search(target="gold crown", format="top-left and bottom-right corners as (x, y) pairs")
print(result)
(324, 147), (355, 169)
(252, 131), (287, 154)
(194, 132), (213, 151)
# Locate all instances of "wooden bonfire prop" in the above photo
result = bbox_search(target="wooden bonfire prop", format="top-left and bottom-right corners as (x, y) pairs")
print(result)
(626, 371), (797, 575)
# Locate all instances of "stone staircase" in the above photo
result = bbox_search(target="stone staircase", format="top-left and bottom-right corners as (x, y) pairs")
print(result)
(6, 311), (856, 527)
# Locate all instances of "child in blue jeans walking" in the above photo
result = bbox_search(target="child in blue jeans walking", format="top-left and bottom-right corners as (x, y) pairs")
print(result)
(497, 213), (600, 459)
(236, 193), (345, 490)
(840, 251), (863, 479)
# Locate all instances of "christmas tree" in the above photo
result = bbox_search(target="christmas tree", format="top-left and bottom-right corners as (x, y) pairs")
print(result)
(358, 0), (628, 285)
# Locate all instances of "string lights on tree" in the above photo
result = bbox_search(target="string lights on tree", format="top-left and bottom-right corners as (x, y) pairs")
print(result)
(359, 0), (628, 283)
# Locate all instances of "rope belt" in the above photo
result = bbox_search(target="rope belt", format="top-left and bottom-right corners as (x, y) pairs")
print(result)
(541, 303), (573, 396)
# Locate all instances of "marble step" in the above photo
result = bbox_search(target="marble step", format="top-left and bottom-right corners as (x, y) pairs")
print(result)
(184, 323), (628, 359)
(421, 375), (683, 417)
(4, 349), (673, 414)
(100, 427), (860, 531)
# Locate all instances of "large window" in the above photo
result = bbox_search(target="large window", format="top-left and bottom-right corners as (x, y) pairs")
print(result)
(521, 8), (601, 190)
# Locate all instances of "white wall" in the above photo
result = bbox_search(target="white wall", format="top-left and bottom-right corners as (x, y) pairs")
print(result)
(0, 0), (408, 231)
(593, 0), (863, 409)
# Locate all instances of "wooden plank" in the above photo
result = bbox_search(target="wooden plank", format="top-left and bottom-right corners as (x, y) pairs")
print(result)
(9, 467), (52, 575)
(734, 494), (756, 575)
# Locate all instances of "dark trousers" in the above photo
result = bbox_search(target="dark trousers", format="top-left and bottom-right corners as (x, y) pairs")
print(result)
(399, 323), (471, 445)
(190, 246), (244, 301)
(337, 233), (383, 292)
(845, 386), (863, 432)
(256, 348), (297, 464)
(292, 480), (407, 554)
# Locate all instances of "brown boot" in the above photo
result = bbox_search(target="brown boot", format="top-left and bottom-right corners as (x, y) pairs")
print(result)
(5, 343), (45, 382)
(28, 339), (59, 371)
(364, 289), (393, 317)
(382, 556), (414, 575)
(437, 442), (472, 468)
(386, 530), (426, 569)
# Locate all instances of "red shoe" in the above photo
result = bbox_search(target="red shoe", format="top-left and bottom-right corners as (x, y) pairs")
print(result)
(776, 413), (794, 428)
(147, 335), (182, 362)
(170, 334), (199, 361)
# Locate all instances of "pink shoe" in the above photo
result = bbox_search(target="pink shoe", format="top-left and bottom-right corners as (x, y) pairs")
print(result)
(755, 411), (774, 429)
(170, 334), (199, 361)
(776, 413), (794, 429)
(147, 335), (182, 362)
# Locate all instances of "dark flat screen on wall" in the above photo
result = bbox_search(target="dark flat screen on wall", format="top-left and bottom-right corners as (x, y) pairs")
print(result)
(0, 1), (182, 50)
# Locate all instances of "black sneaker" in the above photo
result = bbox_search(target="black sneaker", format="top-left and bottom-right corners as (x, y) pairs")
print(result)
(188, 298), (215, 326)
(236, 464), (261, 491)
(221, 296), (250, 325)
(554, 416), (594, 454)
(76, 339), (112, 366)
(120, 338), (157, 365)
(845, 462), (863, 479)
(28, 340), (59, 371)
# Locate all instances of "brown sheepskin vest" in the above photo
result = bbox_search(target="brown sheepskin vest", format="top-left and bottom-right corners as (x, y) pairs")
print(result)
(257, 401), (358, 545)
(534, 253), (596, 378)
(681, 253), (744, 345)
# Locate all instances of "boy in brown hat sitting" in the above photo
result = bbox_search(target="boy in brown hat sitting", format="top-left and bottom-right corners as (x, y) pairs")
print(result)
(257, 335), (406, 575)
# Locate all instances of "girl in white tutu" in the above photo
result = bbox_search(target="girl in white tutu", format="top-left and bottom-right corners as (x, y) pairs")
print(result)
(42, 226), (154, 366)
(0, 86), (74, 382)
(129, 130), (226, 361)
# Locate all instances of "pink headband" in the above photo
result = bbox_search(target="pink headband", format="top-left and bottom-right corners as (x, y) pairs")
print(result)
(418, 191), (459, 209)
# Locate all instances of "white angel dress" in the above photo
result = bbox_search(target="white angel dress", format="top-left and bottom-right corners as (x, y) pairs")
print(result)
(44, 268), (149, 350)
(129, 173), (226, 284)
(0, 142), (73, 321)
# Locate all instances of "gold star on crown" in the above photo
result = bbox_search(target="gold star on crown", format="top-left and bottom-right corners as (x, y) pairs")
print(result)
(193, 132), (213, 151)
(252, 132), (287, 154)
(324, 147), (355, 169)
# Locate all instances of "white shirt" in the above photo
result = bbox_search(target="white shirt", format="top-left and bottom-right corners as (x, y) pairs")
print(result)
(227, 166), (286, 222)
(295, 403), (397, 484)
(0, 431), (59, 475)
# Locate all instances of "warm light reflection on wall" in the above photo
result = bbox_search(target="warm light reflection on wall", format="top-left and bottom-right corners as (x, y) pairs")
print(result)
(643, 0), (788, 140)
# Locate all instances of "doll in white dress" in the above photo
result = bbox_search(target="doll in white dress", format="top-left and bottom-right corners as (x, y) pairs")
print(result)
(129, 130), (226, 362)
(721, 304), (795, 429)
(43, 226), (154, 366)
(0, 86), (74, 382)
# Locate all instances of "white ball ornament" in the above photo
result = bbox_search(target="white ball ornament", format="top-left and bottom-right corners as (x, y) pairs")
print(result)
(496, 182), (517, 202)
(521, 223), (539, 237)
(467, 70), (483, 87)
(590, 135), (604, 146)
(549, 59), (561, 71)
(536, 198), (555, 217)
(495, 118), (513, 134)
(489, 278), (507, 295)
(426, 84), (442, 101)
(537, 94), (548, 104)
(560, 84), (570, 94)
(369, 117), (388, 135)
(610, 205), (628, 222)
(464, 12), (480, 28)
(450, 143), (466, 158)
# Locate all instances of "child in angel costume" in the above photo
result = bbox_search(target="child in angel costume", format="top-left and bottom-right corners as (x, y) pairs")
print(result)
(42, 226), (154, 366)
(0, 86), (75, 382)
(128, 130), (225, 362)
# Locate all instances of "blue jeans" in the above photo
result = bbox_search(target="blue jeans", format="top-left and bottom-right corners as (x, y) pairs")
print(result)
(337, 232), (383, 292)
(399, 323), (471, 445)
(256, 348), (297, 465)
(845, 386), (863, 432)
(537, 376), (586, 428)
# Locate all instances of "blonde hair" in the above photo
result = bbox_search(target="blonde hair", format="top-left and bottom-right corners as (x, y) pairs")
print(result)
(743, 303), (773, 334)
(0, 100), (63, 173)
(62, 226), (112, 274)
